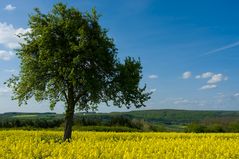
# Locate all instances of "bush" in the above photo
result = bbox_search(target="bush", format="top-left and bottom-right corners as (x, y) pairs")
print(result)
(186, 123), (207, 133)
(73, 125), (139, 132)
(74, 115), (163, 132)
(207, 124), (224, 132)
(0, 118), (64, 128)
(228, 122), (239, 132)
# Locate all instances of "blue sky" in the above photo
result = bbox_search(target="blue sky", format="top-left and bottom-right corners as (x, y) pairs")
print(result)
(1, 0), (239, 113)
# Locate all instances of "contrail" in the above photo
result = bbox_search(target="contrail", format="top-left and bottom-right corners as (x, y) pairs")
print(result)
(203, 41), (239, 56)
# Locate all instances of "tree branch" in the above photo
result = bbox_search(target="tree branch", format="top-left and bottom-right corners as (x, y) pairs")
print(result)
(74, 91), (87, 105)
(62, 90), (68, 103)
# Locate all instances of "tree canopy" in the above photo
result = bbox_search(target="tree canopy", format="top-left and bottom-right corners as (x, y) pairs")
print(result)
(5, 3), (151, 140)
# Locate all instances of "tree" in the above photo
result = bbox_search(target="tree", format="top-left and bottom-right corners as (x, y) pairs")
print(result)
(5, 3), (151, 141)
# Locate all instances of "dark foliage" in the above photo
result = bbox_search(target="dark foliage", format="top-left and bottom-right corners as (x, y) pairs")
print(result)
(0, 118), (63, 128)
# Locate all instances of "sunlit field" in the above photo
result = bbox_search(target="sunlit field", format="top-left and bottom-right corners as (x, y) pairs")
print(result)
(1, 131), (239, 158)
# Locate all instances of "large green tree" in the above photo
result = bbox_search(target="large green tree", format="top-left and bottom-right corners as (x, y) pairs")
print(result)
(6, 3), (151, 141)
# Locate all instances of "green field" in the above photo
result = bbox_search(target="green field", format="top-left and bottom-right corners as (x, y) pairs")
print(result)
(1, 109), (239, 132)
(13, 115), (38, 118)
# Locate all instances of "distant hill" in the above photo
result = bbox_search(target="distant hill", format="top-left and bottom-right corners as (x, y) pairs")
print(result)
(2, 109), (239, 124)
(111, 109), (239, 124)
(1, 109), (239, 132)
(3, 112), (56, 115)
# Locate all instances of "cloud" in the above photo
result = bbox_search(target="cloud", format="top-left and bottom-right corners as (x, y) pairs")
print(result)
(173, 98), (189, 104)
(158, 95), (239, 110)
(207, 74), (227, 84)
(202, 72), (214, 78)
(0, 22), (29, 49)
(200, 84), (217, 90)
(195, 72), (214, 79)
(213, 93), (239, 107)
(217, 92), (225, 97)
(150, 88), (157, 92)
(3, 69), (17, 73)
(195, 75), (201, 79)
(159, 97), (204, 107)
(0, 50), (14, 61)
(148, 74), (158, 79)
(234, 93), (239, 97)
(182, 71), (191, 79)
(4, 4), (16, 11)
(0, 87), (11, 96)
(196, 72), (227, 90)
(204, 41), (239, 56)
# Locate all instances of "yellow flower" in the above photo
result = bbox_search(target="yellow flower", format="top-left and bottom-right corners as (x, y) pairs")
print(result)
(0, 131), (239, 158)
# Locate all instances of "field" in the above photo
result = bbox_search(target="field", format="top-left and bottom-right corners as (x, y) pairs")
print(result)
(1, 131), (239, 158)
(2, 110), (239, 132)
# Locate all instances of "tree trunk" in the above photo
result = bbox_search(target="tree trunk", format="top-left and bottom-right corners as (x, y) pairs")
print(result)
(63, 86), (75, 141)
(63, 107), (74, 141)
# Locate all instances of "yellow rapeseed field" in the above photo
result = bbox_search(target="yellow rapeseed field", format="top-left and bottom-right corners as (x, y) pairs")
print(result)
(0, 131), (239, 159)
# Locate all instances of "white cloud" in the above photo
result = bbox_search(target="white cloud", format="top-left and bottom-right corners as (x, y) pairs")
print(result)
(158, 94), (239, 110)
(0, 50), (14, 61)
(196, 72), (228, 90)
(207, 74), (225, 84)
(217, 92), (225, 98)
(196, 72), (214, 79)
(204, 41), (239, 56)
(182, 71), (191, 79)
(201, 72), (214, 78)
(3, 69), (17, 73)
(159, 97), (202, 106)
(200, 84), (217, 90)
(196, 72), (227, 90)
(173, 98), (189, 104)
(0, 87), (11, 96)
(4, 4), (16, 11)
(148, 74), (158, 79)
(224, 76), (228, 81)
(150, 88), (157, 92)
(195, 75), (201, 79)
(0, 22), (30, 49)
(234, 93), (239, 97)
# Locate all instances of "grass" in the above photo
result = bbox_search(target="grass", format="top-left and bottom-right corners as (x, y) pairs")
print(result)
(13, 115), (38, 118)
